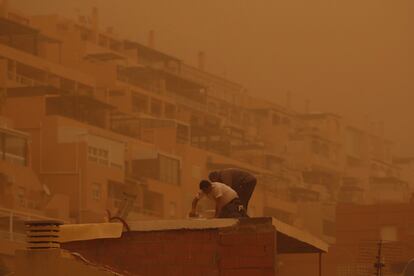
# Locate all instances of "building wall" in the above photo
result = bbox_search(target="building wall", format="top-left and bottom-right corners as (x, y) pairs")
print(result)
(63, 222), (277, 276)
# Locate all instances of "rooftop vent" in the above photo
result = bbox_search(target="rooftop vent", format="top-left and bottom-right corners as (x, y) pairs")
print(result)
(25, 220), (63, 250)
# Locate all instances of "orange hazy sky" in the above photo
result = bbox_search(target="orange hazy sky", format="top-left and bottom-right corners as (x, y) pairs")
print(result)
(14, 0), (414, 155)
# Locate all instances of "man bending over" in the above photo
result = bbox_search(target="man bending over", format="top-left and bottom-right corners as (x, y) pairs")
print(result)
(189, 180), (247, 218)
(209, 168), (256, 211)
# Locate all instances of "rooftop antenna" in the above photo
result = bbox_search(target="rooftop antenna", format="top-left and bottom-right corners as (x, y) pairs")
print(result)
(374, 240), (385, 276)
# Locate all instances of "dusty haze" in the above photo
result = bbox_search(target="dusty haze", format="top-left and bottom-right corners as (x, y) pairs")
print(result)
(14, 0), (414, 155)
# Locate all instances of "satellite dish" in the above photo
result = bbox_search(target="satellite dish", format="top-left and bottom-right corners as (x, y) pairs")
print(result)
(42, 184), (51, 196)
(402, 259), (414, 276)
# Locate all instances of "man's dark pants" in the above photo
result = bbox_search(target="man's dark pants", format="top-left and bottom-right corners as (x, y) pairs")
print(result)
(232, 179), (256, 211)
(218, 198), (247, 218)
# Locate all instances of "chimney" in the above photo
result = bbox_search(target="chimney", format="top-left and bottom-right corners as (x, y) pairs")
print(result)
(25, 220), (63, 250)
(148, 30), (155, 48)
(198, 51), (205, 71)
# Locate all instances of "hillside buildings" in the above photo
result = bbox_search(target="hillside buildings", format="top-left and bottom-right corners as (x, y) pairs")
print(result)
(0, 2), (412, 274)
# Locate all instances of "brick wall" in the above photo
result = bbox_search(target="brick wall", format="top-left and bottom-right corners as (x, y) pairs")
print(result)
(63, 220), (277, 276)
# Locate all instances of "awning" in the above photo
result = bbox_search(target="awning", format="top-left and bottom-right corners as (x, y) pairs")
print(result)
(122, 65), (206, 91)
(47, 95), (116, 110)
(6, 86), (60, 97)
(123, 39), (180, 63)
(0, 17), (38, 35)
(272, 218), (328, 253)
(84, 52), (125, 62)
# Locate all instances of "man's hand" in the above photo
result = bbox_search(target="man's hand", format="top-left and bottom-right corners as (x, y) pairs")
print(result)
(189, 210), (198, 218)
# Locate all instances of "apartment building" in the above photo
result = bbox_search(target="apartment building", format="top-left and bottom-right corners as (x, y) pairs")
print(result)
(0, 3), (412, 274)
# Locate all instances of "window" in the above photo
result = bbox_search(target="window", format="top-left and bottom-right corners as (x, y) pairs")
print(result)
(132, 94), (148, 113)
(17, 186), (26, 207)
(311, 140), (320, 154)
(150, 100), (162, 117)
(272, 114), (280, 126)
(176, 124), (189, 144)
(86, 136), (124, 170)
(88, 146), (109, 166)
(132, 154), (180, 185)
(282, 117), (291, 125)
(164, 104), (176, 118)
(92, 183), (102, 201)
(169, 202), (177, 218)
(159, 155), (180, 185)
(0, 133), (27, 166)
(143, 189), (164, 216)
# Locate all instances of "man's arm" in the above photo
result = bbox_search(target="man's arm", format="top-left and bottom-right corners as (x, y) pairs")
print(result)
(189, 197), (199, 217)
(214, 197), (223, 218)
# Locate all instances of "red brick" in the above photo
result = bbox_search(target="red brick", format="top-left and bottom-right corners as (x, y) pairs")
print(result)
(201, 267), (220, 276)
(146, 265), (167, 276)
(220, 232), (257, 245)
(127, 231), (161, 242)
(187, 242), (205, 253)
(256, 232), (276, 245)
(163, 231), (180, 241)
(188, 230), (218, 242)
(202, 243), (218, 254)
(238, 255), (274, 268)
(222, 268), (265, 276)
(182, 265), (203, 276)
(164, 241), (189, 254)
(165, 265), (184, 276)
(144, 242), (164, 256)
(193, 254), (217, 266)
(121, 242), (146, 257)
(219, 245), (269, 257)
(262, 268), (276, 276)
(220, 256), (240, 269)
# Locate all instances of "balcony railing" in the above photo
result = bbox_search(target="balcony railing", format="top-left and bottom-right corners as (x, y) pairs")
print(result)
(8, 71), (46, 87)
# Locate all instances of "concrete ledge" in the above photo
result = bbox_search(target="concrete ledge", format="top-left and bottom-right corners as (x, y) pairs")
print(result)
(128, 218), (239, 232)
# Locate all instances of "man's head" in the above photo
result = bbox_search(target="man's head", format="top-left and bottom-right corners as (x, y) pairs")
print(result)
(208, 171), (221, 182)
(199, 180), (212, 194)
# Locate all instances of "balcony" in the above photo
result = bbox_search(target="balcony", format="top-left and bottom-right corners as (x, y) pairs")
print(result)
(191, 125), (231, 156)
(46, 95), (114, 129)
(108, 179), (164, 218)
(130, 151), (181, 187)
(123, 39), (181, 73)
(0, 127), (28, 167)
(0, 17), (61, 57)
(117, 65), (208, 108)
